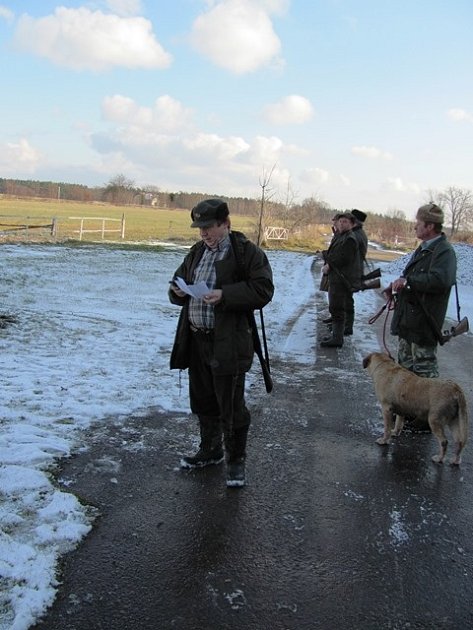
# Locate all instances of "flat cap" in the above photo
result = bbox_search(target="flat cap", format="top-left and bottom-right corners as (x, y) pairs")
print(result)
(190, 199), (229, 228)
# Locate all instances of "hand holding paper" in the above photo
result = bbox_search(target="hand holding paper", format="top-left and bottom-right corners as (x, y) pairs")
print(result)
(175, 276), (210, 299)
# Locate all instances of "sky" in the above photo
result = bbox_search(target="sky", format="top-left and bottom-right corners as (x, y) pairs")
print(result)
(1, 241), (472, 629)
(0, 1), (473, 217)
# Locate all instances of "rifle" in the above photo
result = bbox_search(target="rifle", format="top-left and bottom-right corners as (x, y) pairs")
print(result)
(230, 232), (273, 393)
(441, 317), (469, 343)
(331, 264), (381, 292)
(410, 284), (469, 345)
(248, 310), (273, 393)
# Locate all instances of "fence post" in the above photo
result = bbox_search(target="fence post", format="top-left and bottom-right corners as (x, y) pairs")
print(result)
(121, 213), (125, 239)
(101, 219), (105, 239)
(79, 218), (84, 241)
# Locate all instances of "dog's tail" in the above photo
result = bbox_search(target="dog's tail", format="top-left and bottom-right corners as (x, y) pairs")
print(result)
(454, 388), (469, 448)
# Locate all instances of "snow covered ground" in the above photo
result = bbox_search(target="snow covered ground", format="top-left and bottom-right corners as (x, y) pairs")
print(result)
(1, 241), (472, 629)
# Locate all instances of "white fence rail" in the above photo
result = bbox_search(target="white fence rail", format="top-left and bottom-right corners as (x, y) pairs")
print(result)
(69, 215), (126, 240)
(264, 226), (288, 240)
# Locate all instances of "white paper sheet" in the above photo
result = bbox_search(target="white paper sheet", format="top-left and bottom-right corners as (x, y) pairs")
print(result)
(175, 276), (209, 299)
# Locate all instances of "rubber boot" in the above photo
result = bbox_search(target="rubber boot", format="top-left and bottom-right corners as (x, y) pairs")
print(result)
(320, 320), (344, 348)
(225, 425), (248, 488)
(344, 313), (354, 336)
(344, 296), (354, 335)
(180, 416), (224, 468)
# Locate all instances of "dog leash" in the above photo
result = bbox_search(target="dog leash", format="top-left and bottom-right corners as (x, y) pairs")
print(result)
(368, 294), (396, 359)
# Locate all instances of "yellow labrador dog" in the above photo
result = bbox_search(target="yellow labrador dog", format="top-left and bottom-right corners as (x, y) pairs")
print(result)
(362, 352), (468, 465)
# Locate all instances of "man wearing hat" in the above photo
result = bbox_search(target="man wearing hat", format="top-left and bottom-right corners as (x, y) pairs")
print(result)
(388, 202), (457, 377)
(344, 209), (368, 335)
(168, 199), (274, 487)
(320, 212), (362, 348)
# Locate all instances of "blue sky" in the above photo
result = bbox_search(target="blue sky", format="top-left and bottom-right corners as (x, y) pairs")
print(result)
(0, 0), (472, 218)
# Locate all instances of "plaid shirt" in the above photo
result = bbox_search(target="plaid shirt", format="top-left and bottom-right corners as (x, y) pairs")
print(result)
(188, 234), (231, 329)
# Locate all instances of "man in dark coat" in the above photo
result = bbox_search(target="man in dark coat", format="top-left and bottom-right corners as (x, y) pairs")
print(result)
(388, 203), (457, 377)
(344, 209), (368, 335)
(320, 212), (362, 348)
(169, 199), (274, 487)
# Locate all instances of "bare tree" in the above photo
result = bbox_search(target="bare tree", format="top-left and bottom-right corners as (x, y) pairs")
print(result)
(104, 174), (137, 205)
(385, 209), (413, 246)
(257, 164), (277, 246)
(295, 195), (331, 227)
(279, 177), (297, 227)
(429, 186), (473, 236)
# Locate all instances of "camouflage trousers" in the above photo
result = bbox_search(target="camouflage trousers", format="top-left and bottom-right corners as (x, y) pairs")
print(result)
(397, 337), (439, 378)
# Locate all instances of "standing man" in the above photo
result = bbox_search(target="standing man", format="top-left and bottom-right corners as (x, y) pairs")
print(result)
(320, 213), (341, 300)
(388, 203), (457, 377)
(344, 209), (368, 335)
(320, 212), (361, 348)
(169, 199), (274, 487)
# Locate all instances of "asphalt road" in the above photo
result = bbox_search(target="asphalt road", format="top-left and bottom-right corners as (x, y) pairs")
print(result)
(32, 286), (473, 630)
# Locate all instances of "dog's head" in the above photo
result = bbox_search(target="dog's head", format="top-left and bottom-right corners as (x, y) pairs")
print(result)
(362, 352), (394, 371)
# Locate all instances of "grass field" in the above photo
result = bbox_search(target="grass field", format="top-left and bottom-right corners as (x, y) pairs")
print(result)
(0, 195), (402, 260)
(0, 196), (260, 245)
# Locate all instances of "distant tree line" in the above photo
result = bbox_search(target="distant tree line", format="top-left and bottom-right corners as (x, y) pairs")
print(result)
(0, 178), (97, 202)
(0, 175), (267, 215)
(1, 176), (471, 245)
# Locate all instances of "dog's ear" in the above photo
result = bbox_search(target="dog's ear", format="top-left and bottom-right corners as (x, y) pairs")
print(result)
(362, 354), (371, 369)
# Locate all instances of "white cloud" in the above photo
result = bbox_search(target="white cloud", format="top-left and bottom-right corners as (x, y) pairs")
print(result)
(447, 108), (473, 123)
(245, 135), (284, 165)
(89, 94), (301, 195)
(263, 95), (314, 125)
(0, 138), (42, 174)
(300, 167), (330, 185)
(183, 133), (251, 162)
(190, 0), (283, 74)
(14, 7), (172, 71)
(351, 145), (393, 160)
(0, 5), (14, 22)
(105, 0), (143, 16)
(102, 94), (194, 133)
(383, 176), (421, 194)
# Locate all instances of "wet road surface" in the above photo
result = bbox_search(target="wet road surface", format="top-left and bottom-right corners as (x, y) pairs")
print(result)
(32, 290), (473, 630)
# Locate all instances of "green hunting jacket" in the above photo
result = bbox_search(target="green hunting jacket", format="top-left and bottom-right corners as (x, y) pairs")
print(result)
(324, 229), (363, 291)
(169, 231), (274, 375)
(390, 234), (457, 346)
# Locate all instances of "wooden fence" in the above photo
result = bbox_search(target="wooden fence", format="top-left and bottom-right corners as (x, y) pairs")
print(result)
(0, 215), (56, 239)
(0, 214), (126, 242)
